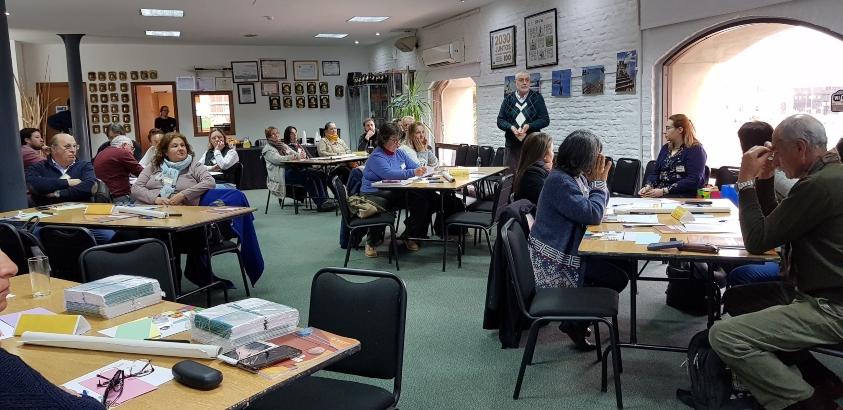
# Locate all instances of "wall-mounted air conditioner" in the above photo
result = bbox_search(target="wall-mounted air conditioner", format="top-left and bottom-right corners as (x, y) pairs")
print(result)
(421, 40), (465, 67)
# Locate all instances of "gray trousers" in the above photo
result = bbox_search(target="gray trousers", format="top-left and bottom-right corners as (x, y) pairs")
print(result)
(709, 294), (843, 409)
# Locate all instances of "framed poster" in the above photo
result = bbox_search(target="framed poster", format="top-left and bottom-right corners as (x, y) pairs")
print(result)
(261, 81), (280, 96)
(524, 8), (558, 69)
(322, 61), (340, 76)
(231, 61), (259, 83)
(215, 77), (233, 91)
(260, 59), (287, 80)
(237, 83), (256, 104)
(293, 60), (319, 81)
(490, 25), (516, 70)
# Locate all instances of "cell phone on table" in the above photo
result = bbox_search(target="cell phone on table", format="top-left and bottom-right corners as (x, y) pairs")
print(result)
(219, 341), (276, 364)
(236, 345), (302, 373)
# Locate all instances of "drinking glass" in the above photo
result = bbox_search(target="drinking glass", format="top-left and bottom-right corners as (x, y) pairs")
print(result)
(27, 256), (51, 298)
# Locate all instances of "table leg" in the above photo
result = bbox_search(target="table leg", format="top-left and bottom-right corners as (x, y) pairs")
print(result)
(166, 232), (180, 296)
(441, 191), (446, 272)
(705, 263), (717, 328)
(629, 259), (638, 344)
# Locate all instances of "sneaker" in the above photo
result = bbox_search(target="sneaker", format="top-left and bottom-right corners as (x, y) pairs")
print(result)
(365, 244), (378, 258)
(405, 239), (420, 251)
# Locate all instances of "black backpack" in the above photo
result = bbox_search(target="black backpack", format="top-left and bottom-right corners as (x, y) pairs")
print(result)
(677, 329), (758, 409)
(666, 261), (720, 316)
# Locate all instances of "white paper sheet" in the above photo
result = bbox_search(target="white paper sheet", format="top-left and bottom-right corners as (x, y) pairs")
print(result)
(617, 214), (660, 224)
(622, 232), (663, 245)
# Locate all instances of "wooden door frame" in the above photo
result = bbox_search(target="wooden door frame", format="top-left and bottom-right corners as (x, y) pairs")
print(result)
(131, 81), (178, 144)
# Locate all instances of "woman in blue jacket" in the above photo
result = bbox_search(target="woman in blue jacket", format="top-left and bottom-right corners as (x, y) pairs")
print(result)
(640, 114), (707, 197)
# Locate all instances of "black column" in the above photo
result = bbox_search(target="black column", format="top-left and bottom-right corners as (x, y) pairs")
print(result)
(58, 34), (90, 160)
(0, 0), (28, 211)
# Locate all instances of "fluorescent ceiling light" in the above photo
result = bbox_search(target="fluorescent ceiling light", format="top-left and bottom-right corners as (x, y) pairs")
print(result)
(347, 16), (389, 23)
(314, 33), (348, 38)
(146, 30), (181, 37)
(140, 9), (183, 17)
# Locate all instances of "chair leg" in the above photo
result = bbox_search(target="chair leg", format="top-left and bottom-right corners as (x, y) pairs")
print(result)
(293, 187), (299, 215)
(484, 228), (493, 255)
(514, 320), (543, 399)
(389, 224), (399, 271)
(594, 321), (603, 364)
(235, 250), (250, 297)
(264, 190), (271, 214)
(442, 222), (449, 272)
(612, 316), (623, 374)
(344, 229), (353, 267)
(609, 318), (623, 409)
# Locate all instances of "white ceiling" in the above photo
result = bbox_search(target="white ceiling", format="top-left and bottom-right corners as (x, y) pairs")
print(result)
(5, 0), (495, 46)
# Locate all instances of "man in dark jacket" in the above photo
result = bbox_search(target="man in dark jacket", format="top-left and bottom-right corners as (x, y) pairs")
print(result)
(25, 133), (95, 206)
(496, 72), (549, 172)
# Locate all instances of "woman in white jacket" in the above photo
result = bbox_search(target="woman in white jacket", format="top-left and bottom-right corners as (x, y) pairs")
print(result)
(262, 126), (334, 211)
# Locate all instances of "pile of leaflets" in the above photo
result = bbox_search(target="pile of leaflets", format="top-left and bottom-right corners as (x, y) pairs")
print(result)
(191, 298), (299, 352)
(64, 275), (163, 319)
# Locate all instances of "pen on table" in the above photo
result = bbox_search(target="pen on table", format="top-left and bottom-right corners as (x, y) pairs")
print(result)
(144, 338), (190, 343)
(628, 212), (656, 215)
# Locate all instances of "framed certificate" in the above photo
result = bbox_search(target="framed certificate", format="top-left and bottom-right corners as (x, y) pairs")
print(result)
(322, 60), (340, 76)
(260, 59), (287, 80)
(237, 83), (256, 104)
(293, 60), (319, 81)
(231, 61), (260, 83)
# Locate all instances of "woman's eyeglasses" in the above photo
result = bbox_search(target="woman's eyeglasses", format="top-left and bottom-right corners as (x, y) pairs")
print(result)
(97, 361), (154, 406)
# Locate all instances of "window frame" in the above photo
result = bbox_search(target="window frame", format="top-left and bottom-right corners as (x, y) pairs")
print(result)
(191, 90), (236, 136)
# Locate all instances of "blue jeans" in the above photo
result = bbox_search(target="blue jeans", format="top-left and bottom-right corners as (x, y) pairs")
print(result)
(727, 261), (780, 286)
(285, 168), (328, 206)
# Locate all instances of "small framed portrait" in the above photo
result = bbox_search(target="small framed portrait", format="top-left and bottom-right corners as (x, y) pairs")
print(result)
(121, 94), (130, 103)
(111, 114), (120, 123)
(319, 95), (330, 109)
(281, 82), (292, 95)
(111, 104), (119, 113)
(91, 105), (99, 114)
(335, 85), (344, 98)
(149, 70), (158, 80)
(260, 81), (279, 96)
(101, 113), (110, 123)
(100, 104), (109, 113)
(140, 71), (149, 80)
(123, 124), (132, 133)
(283, 96), (293, 108)
(319, 82), (329, 94)
(231, 60), (259, 83)
(306, 82), (317, 95)
(268, 95), (281, 110)
(90, 94), (98, 104)
(130, 71), (139, 80)
(108, 71), (117, 81)
(92, 125), (101, 134)
(110, 93), (119, 102)
(100, 94), (108, 103)
(292, 60), (319, 81)
(121, 104), (130, 113)
(97, 72), (107, 81)
(260, 59), (287, 80)
(87, 72), (97, 81)
(119, 83), (128, 92)
(88, 83), (97, 93)
(322, 60), (340, 77)
(237, 83), (256, 104)
(295, 96), (305, 108)
(294, 82), (304, 95)
(108, 83), (116, 92)
(98, 83), (107, 92)
(307, 95), (318, 109)
(91, 115), (99, 124)
(119, 71), (127, 81)
(122, 114), (131, 123)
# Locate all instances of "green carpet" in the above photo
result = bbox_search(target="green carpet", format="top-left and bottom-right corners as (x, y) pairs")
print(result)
(196, 189), (842, 409)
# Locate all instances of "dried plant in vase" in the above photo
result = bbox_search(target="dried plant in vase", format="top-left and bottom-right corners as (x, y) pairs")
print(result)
(14, 56), (59, 132)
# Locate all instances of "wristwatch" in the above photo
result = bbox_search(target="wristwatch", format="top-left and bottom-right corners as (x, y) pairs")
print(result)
(663, 186), (670, 195)
(736, 179), (756, 191)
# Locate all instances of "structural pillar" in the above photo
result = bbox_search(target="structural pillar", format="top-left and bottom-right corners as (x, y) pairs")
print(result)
(58, 34), (90, 160)
(0, 0), (28, 211)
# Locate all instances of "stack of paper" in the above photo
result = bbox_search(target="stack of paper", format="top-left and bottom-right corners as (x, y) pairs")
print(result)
(64, 275), (163, 319)
(191, 298), (299, 353)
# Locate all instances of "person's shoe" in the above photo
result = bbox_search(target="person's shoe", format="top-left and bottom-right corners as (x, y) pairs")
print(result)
(405, 239), (420, 251)
(317, 202), (337, 212)
(364, 244), (378, 258)
(558, 322), (596, 351)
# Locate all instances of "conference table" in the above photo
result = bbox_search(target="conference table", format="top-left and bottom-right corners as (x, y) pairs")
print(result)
(2, 275), (360, 410)
(578, 197), (779, 352)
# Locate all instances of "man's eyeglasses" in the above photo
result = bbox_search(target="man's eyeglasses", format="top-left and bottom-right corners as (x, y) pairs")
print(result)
(97, 360), (154, 406)
(55, 144), (79, 150)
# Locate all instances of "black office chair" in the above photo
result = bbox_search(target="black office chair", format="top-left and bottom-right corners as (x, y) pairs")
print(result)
(466, 145), (481, 167)
(253, 138), (268, 147)
(493, 147), (506, 166)
(80, 238), (179, 301)
(610, 158), (641, 197)
(221, 162), (244, 188)
(0, 223), (34, 274)
(262, 156), (309, 215)
(250, 267), (407, 410)
(501, 219), (623, 408)
(604, 156), (615, 191)
(454, 144), (469, 166)
(333, 177), (399, 271)
(714, 166), (740, 188)
(39, 226), (98, 282)
(304, 144), (320, 159)
(91, 178), (112, 203)
(443, 174), (512, 270)
(479, 146), (495, 166)
(642, 160), (656, 187)
(204, 221), (251, 297)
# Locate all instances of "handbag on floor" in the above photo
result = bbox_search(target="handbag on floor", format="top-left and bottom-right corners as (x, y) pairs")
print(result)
(665, 261), (719, 316)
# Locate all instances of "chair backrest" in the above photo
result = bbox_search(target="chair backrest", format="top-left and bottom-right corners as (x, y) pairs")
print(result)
(454, 144), (469, 166)
(225, 162), (244, 188)
(465, 145), (480, 167)
(0, 223), (29, 274)
(308, 267), (407, 400)
(479, 146), (495, 166)
(332, 176), (354, 227)
(79, 238), (178, 301)
(500, 219), (537, 317)
(604, 156), (615, 191)
(611, 158), (641, 196)
(704, 165), (711, 185)
(39, 226), (97, 282)
(643, 160), (656, 186)
(492, 174), (515, 221)
(714, 166), (739, 188)
(253, 138), (267, 147)
(304, 144), (319, 159)
(92, 178), (112, 203)
(492, 147), (506, 166)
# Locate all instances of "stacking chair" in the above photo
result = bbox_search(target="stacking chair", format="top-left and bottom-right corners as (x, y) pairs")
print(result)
(604, 156), (615, 191)
(262, 156), (309, 215)
(466, 145), (481, 167)
(222, 162), (244, 189)
(479, 146), (495, 166)
(714, 166), (740, 188)
(80, 238), (179, 301)
(91, 178), (112, 203)
(443, 174), (512, 270)
(609, 158), (641, 197)
(249, 267), (407, 410)
(501, 219), (623, 408)
(642, 160), (656, 187)
(304, 144), (320, 159)
(39, 226), (98, 282)
(493, 147), (506, 166)
(0, 223), (33, 274)
(454, 144), (469, 166)
(205, 221), (251, 297)
(333, 177), (399, 271)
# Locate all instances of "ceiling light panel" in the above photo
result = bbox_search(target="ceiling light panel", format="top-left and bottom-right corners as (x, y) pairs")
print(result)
(315, 33), (348, 38)
(347, 16), (389, 23)
(140, 9), (184, 17)
(146, 30), (181, 37)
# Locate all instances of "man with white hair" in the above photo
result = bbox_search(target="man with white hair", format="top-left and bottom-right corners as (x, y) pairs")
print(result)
(93, 135), (143, 204)
(25, 133), (95, 205)
(496, 71), (549, 172)
(709, 114), (843, 410)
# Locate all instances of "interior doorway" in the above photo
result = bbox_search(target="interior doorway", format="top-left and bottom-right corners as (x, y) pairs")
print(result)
(431, 77), (477, 165)
(36, 82), (70, 141)
(132, 82), (177, 151)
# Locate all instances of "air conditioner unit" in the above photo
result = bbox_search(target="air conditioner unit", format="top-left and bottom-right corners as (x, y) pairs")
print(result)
(421, 40), (464, 67)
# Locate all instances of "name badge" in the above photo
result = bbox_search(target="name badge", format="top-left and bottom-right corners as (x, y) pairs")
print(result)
(676, 165), (686, 173)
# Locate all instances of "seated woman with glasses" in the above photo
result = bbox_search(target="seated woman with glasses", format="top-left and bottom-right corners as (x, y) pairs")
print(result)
(200, 127), (240, 172)
(399, 122), (438, 167)
(0, 250), (105, 409)
(512, 132), (554, 206)
(263, 126), (335, 212)
(639, 113), (707, 197)
(361, 123), (435, 257)
(131, 132), (215, 205)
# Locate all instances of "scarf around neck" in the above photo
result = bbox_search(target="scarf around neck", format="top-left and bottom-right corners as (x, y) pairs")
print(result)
(159, 154), (193, 198)
(268, 139), (294, 156)
(324, 132), (339, 142)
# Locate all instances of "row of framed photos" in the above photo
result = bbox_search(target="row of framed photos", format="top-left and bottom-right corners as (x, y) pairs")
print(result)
(268, 95), (331, 110)
(90, 113), (133, 126)
(236, 82), (344, 104)
(230, 60), (340, 83)
(490, 8), (559, 70)
(87, 70), (158, 82)
(91, 123), (131, 135)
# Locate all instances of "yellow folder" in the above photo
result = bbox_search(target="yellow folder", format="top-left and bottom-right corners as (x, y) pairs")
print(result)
(84, 204), (114, 215)
(14, 314), (90, 336)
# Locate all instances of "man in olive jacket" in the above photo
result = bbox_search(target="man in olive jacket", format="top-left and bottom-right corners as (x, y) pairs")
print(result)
(709, 114), (843, 410)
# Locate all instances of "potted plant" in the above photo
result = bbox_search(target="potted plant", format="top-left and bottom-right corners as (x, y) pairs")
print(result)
(388, 71), (430, 125)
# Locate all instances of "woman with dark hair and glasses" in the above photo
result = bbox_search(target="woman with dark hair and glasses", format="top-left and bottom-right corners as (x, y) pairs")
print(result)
(529, 130), (629, 350)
